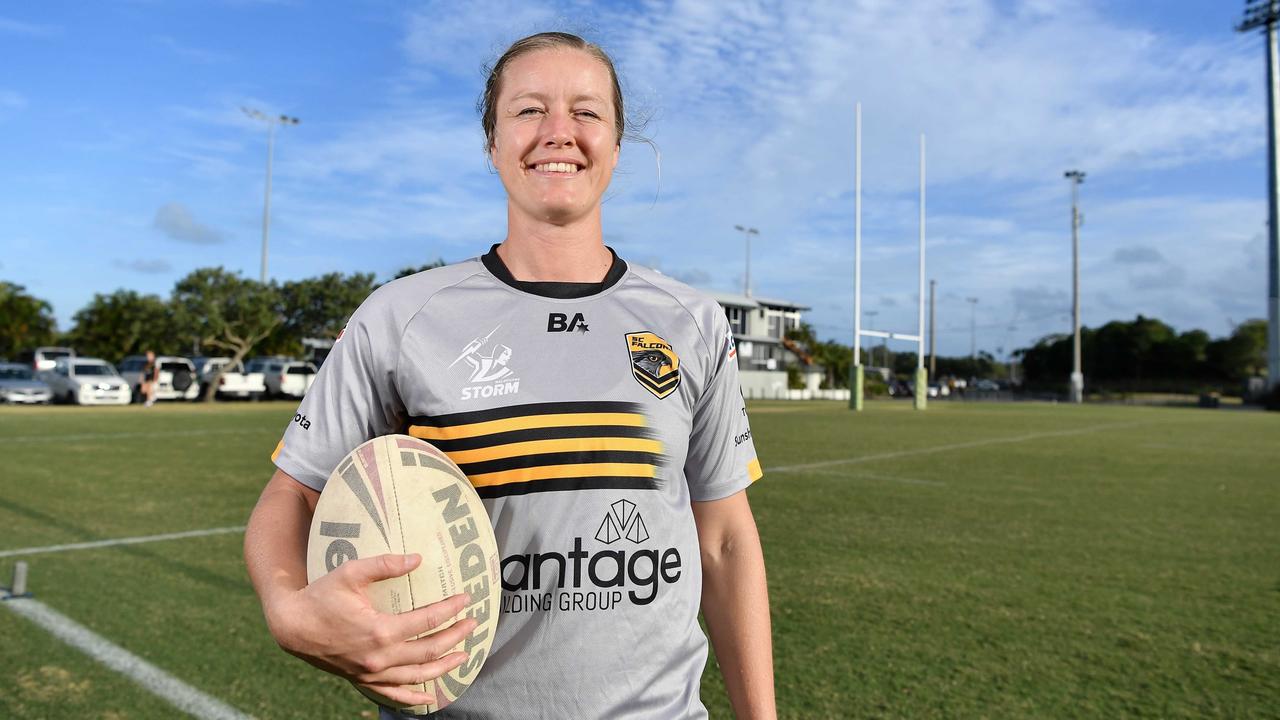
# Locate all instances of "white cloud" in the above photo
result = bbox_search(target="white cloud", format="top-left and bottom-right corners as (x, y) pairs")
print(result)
(153, 202), (224, 245)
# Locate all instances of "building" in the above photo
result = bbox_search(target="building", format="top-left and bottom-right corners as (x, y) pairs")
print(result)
(705, 290), (823, 397)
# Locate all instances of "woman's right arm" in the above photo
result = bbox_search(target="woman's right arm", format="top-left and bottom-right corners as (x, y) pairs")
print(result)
(244, 468), (476, 706)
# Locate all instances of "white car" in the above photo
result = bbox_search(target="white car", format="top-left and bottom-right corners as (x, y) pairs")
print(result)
(16, 346), (75, 372)
(264, 361), (317, 399)
(42, 358), (131, 405)
(0, 362), (53, 404)
(118, 355), (200, 402)
(193, 356), (267, 400)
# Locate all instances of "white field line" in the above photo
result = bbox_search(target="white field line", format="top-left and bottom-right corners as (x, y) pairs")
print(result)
(1, 594), (253, 720)
(768, 422), (1145, 474)
(0, 526), (246, 559)
(807, 468), (946, 486)
(0, 428), (266, 444)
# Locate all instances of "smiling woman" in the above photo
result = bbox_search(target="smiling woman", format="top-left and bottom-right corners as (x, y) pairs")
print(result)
(245, 31), (775, 720)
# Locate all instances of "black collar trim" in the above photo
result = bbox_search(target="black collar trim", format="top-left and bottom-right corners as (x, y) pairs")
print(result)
(481, 244), (627, 299)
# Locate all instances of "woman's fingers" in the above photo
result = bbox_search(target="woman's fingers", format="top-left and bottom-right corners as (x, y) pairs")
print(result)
(387, 592), (471, 641)
(356, 651), (468, 687)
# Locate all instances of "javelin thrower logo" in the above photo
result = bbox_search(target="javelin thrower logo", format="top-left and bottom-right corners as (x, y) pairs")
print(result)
(450, 326), (519, 400)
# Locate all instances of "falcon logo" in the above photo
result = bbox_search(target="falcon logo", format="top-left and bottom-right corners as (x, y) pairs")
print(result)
(595, 499), (649, 545)
(626, 331), (680, 399)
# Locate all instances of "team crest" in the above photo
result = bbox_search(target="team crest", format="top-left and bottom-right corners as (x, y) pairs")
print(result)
(626, 331), (680, 399)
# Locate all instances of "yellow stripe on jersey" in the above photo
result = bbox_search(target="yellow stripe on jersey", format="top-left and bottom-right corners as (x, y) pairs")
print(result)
(445, 437), (664, 465)
(748, 457), (763, 482)
(409, 412), (646, 441)
(468, 462), (657, 488)
(271, 439), (284, 462)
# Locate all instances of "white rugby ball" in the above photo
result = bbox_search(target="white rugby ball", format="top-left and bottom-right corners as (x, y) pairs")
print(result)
(306, 434), (501, 714)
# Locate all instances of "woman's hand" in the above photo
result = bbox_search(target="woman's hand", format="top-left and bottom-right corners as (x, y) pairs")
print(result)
(266, 553), (477, 707)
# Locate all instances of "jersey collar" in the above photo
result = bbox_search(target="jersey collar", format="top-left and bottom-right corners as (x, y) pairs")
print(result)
(481, 243), (628, 299)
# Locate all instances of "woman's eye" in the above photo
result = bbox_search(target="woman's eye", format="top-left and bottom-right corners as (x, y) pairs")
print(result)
(575, 110), (600, 119)
(518, 107), (544, 116)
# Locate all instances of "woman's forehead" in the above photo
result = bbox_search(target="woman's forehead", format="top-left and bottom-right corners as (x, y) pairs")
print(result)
(499, 49), (613, 101)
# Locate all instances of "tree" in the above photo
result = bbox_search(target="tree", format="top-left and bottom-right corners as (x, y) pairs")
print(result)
(171, 268), (282, 401)
(1207, 319), (1268, 383)
(0, 281), (57, 358)
(392, 258), (447, 281)
(261, 272), (378, 357)
(65, 290), (176, 364)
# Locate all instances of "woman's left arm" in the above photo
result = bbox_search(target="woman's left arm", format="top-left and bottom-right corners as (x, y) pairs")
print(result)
(693, 489), (776, 720)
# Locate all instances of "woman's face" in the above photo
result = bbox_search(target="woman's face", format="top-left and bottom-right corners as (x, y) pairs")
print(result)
(490, 48), (619, 227)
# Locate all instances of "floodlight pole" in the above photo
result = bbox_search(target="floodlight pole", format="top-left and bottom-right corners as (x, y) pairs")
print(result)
(851, 103), (864, 410)
(734, 225), (759, 297)
(929, 279), (937, 377)
(1238, 0), (1280, 391)
(915, 134), (928, 410)
(966, 297), (979, 361)
(1065, 169), (1086, 403)
(243, 107), (300, 284)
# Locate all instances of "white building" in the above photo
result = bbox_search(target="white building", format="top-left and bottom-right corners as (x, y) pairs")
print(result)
(705, 290), (824, 397)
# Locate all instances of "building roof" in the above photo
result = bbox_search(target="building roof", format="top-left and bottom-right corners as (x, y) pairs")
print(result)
(703, 289), (811, 312)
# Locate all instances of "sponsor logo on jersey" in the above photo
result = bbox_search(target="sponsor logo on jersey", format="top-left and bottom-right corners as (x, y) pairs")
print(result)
(406, 401), (665, 499)
(449, 325), (520, 400)
(498, 498), (682, 615)
(547, 312), (589, 333)
(625, 331), (680, 399)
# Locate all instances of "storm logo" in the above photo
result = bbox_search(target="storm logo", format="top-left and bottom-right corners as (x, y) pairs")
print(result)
(626, 331), (680, 399)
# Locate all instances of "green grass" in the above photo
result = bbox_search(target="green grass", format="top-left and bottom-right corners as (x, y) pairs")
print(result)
(2, 400), (1277, 718)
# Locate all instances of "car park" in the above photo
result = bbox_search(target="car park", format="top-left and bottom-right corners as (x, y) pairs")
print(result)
(264, 360), (317, 399)
(0, 362), (53, 404)
(193, 356), (267, 400)
(118, 355), (200, 402)
(41, 358), (130, 405)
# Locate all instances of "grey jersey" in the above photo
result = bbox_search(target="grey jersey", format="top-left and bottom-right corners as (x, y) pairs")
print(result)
(274, 249), (762, 719)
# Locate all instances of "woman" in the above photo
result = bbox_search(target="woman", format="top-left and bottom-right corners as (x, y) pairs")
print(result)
(245, 32), (775, 719)
(141, 350), (158, 407)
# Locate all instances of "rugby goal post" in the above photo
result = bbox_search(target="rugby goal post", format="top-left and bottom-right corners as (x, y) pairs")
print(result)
(850, 103), (928, 411)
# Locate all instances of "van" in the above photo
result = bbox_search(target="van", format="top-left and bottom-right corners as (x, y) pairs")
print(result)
(16, 346), (76, 372)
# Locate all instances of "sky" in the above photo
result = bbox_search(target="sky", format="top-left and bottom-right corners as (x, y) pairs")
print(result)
(0, 0), (1271, 359)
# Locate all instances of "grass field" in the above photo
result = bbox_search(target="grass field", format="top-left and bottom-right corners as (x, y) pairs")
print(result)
(2, 400), (1277, 718)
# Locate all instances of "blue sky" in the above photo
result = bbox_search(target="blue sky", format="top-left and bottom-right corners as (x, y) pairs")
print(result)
(0, 0), (1269, 358)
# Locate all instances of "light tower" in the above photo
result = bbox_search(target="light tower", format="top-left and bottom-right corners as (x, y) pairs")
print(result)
(1065, 169), (1086, 403)
(1237, 0), (1280, 391)
(243, 107), (300, 284)
(734, 225), (759, 297)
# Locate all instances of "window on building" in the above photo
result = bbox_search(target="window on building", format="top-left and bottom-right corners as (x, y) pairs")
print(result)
(767, 313), (782, 339)
(725, 306), (747, 335)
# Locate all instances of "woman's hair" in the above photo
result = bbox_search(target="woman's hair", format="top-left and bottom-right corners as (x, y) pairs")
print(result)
(478, 31), (627, 150)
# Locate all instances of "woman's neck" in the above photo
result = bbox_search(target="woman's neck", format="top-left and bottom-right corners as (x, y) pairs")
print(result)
(499, 209), (612, 282)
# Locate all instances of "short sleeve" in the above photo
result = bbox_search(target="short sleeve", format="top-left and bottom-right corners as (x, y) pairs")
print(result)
(683, 313), (763, 501)
(271, 297), (406, 491)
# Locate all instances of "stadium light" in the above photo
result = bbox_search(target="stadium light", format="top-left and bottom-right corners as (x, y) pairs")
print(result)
(1065, 169), (1086, 403)
(734, 225), (759, 297)
(243, 107), (300, 284)
(966, 297), (979, 362)
(1237, 1), (1280, 391)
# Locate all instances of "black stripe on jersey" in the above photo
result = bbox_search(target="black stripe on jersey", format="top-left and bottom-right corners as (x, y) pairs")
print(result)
(409, 401), (643, 428)
(425, 424), (656, 452)
(458, 450), (662, 477)
(476, 475), (660, 499)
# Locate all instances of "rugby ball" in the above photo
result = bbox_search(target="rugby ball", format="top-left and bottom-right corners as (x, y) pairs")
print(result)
(306, 434), (501, 714)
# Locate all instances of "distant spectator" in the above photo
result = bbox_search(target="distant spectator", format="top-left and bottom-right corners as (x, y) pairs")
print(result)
(142, 351), (157, 407)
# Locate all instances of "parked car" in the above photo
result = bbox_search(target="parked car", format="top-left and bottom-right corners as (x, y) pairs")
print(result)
(264, 361), (318, 399)
(15, 346), (76, 372)
(193, 356), (267, 400)
(0, 362), (53, 404)
(118, 355), (200, 402)
(41, 357), (130, 405)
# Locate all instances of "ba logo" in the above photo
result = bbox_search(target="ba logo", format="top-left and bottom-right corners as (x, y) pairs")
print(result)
(626, 331), (680, 399)
(547, 312), (589, 333)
